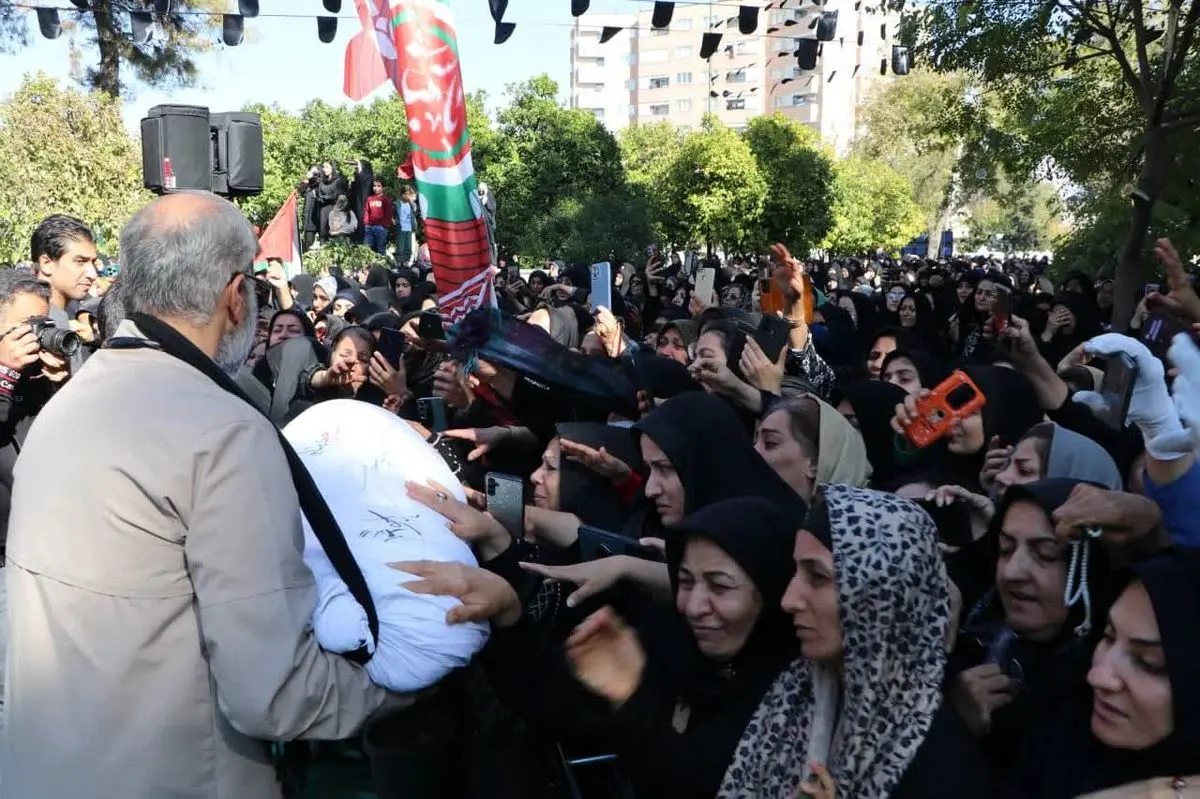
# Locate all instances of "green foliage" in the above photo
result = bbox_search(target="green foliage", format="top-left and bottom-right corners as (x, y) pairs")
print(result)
(661, 115), (766, 253)
(0, 0), (227, 97)
(961, 179), (1065, 253)
(618, 122), (684, 246)
(743, 113), (834, 255)
(823, 156), (924, 255)
(489, 75), (650, 263)
(301, 240), (389, 278)
(0, 74), (150, 262)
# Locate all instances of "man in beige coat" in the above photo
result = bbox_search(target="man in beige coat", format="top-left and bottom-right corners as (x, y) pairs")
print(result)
(2, 193), (400, 798)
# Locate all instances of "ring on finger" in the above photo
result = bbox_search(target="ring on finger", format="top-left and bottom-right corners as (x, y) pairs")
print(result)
(435, 491), (449, 503)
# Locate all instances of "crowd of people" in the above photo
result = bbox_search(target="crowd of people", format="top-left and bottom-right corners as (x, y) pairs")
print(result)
(0, 192), (1197, 799)
(298, 159), (419, 262)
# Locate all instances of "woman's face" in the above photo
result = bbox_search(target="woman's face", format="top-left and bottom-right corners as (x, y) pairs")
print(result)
(898, 296), (918, 328)
(322, 161), (333, 177)
(946, 411), (986, 455)
(268, 314), (305, 348)
(720, 285), (746, 307)
(1088, 581), (1174, 750)
(332, 298), (354, 317)
(1051, 303), (1078, 334)
(837, 295), (858, 327)
(1097, 281), (1115, 310)
(956, 280), (974, 303)
(530, 438), (561, 511)
(866, 334), (897, 378)
(885, 286), (905, 312)
(676, 538), (764, 663)
(641, 435), (686, 526)
(656, 327), (689, 365)
(672, 287), (689, 307)
(994, 436), (1044, 492)
(331, 336), (371, 390)
(696, 331), (728, 366)
(394, 278), (412, 299)
(975, 280), (997, 314)
(312, 286), (331, 314)
(782, 529), (843, 663)
(996, 499), (1070, 642)
(835, 398), (859, 430)
(246, 340), (266, 367)
(755, 409), (817, 502)
(628, 277), (646, 298)
(529, 276), (546, 295)
(882, 356), (922, 396)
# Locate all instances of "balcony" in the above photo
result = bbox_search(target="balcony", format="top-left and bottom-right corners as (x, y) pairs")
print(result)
(574, 65), (608, 86)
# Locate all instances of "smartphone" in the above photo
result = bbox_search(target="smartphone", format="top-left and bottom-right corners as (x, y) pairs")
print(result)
(905, 370), (987, 448)
(417, 396), (448, 432)
(694, 267), (717, 307)
(417, 310), (445, 341)
(356, 381), (388, 407)
(577, 525), (658, 562)
(914, 498), (973, 550)
(1096, 352), (1137, 431)
(991, 285), (1011, 335)
(753, 314), (792, 362)
(375, 327), (407, 369)
(1144, 282), (1161, 297)
(619, 263), (636, 295)
(1141, 309), (1200, 359)
(759, 278), (787, 315)
(590, 261), (613, 312)
(485, 472), (525, 538)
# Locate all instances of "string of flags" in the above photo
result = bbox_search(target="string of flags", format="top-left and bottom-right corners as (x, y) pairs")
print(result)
(22, 0), (911, 76)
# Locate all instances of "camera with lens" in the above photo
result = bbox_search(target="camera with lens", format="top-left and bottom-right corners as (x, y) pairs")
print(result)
(27, 316), (81, 358)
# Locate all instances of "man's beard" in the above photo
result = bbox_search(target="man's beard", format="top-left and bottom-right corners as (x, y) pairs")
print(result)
(215, 284), (258, 376)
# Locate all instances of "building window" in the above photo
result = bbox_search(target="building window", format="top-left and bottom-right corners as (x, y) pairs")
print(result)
(649, 75), (670, 89)
(727, 70), (748, 83)
(676, 71), (693, 84)
(591, 108), (605, 119)
(675, 18), (693, 30)
(649, 103), (670, 116)
(676, 98), (693, 112)
(675, 45), (693, 57)
(774, 93), (811, 107)
(726, 98), (746, 110)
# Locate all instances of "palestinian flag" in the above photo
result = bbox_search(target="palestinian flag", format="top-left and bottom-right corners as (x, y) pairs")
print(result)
(346, 0), (494, 325)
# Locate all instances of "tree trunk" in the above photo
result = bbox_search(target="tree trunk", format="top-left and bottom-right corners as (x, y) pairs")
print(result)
(91, 0), (121, 97)
(1111, 126), (1171, 332)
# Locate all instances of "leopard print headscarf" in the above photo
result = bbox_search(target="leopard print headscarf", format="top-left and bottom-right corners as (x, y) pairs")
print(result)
(717, 484), (950, 799)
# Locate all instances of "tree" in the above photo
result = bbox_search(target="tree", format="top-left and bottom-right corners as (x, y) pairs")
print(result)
(961, 179), (1066, 253)
(618, 121), (684, 245)
(914, 0), (1200, 328)
(489, 75), (644, 262)
(823, 156), (924, 255)
(1, 1), (227, 97)
(743, 113), (834, 256)
(661, 115), (766, 253)
(0, 74), (149, 263)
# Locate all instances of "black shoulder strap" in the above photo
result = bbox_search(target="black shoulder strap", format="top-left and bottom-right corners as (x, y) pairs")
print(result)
(118, 317), (378, 662)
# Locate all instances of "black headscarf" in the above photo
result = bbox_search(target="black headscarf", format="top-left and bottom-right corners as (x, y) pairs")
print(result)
(633, 392), (806, 522)
(832, 379), (910, 486)
(289, 274), (315, 308)
(364, 264), (391, 290)
(554, 422), (639, 531)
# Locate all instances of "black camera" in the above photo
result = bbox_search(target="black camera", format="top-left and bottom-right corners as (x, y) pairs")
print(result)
(28, 316), (81, 357)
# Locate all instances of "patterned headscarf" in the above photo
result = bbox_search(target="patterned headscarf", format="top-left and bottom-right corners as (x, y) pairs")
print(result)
(718, 484), (949, 798)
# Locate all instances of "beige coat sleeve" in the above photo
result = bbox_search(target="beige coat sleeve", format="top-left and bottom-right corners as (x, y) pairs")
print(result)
(184, 417), (391, 741)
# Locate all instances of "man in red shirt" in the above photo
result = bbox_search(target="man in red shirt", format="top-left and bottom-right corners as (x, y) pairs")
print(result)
(362, 179), (394, 256)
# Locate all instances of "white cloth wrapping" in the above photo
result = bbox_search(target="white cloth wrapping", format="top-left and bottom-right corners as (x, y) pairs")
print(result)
(283, 400), (489, 693)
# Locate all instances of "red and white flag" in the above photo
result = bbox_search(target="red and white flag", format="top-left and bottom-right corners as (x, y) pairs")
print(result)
(256, 191), (302, 277)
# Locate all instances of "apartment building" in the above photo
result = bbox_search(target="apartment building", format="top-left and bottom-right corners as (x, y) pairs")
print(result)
(568, 0), (899, 155)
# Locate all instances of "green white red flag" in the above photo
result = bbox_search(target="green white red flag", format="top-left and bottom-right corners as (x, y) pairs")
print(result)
(345, 0), (494, 325)
(255, 190), (302, 278)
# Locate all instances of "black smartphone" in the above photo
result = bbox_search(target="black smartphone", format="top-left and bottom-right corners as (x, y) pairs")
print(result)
(1096, 352), (1138, 431)
(577, 525), (658, 562)
(417, 310), (445, 341)
(753, 314), (792, 362)
(417, 396), (448, 432)
(914, 498), (974, 549)
(376, 327), (407, 369)
(1144, 282), (1161, 297)
(485, 472), (525, 538)
(356, 381), (388, 407)
(1141, 309), (1200, 359)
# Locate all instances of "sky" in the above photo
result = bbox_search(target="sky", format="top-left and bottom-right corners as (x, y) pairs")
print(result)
(0, 0), (648, 126)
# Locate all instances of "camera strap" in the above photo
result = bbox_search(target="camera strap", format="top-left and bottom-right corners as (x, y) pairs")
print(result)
(116, 315), (379, 663)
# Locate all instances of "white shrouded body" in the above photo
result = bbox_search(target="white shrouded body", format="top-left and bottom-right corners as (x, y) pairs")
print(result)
(283, 399), (489, 692)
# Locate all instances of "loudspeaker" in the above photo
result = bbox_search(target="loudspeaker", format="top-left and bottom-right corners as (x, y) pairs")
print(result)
(797, 38), (819, 70)
(892, 45), (911, 75)
(140, 105), (211, 193)
(210, 112), (264, 196)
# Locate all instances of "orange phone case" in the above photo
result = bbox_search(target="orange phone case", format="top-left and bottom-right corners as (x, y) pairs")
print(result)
(905, 370), (987, 449)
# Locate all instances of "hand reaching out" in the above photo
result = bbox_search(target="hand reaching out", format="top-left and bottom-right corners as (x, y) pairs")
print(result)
(564, 606), (646, 707)
(391, 560), (521, 626)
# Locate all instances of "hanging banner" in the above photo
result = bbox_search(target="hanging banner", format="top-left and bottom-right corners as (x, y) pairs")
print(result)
(346, 0), (494, 325)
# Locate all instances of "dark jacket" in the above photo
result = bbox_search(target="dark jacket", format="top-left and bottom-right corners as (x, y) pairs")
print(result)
(0, 370), (58, 550)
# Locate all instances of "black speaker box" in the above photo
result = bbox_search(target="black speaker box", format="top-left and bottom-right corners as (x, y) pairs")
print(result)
(797, 38), (819, 70)
(210, 112), (264, 196)
(140, 104), (211, 192)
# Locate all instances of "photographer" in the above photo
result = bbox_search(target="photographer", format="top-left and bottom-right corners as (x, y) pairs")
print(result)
(31, 214), (98, 374)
